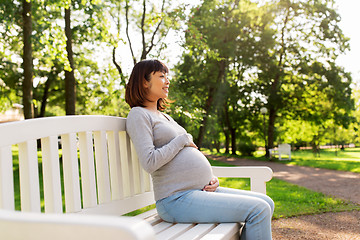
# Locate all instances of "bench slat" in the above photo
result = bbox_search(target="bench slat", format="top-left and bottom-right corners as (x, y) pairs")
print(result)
(41, 136), (62, 213)
(94, 131), (111, 204)
(137, 208), (163, 226)
(125, 134), (135, 197)
(18, 140), (41, 212)
(142, 211), (162, 226)
(152, 221), (174, 234)
(144, 168), (152, 192)
(78, 132), (97, 208)
(61, 133), (81, 213)
(157, 223), (195, 240)
(200, 223), (240, 240)
(119, 132), (131, 198)
(0, 146), (14, 210)
(0, 116), (126, 147)
(107, 131), (123, 200)
(175, 223), (216, 240)
(137, 208), (158, 219)
(79, 191), (155, 216)
(146, 215), (163, 226)
(130, 142), (141, 194)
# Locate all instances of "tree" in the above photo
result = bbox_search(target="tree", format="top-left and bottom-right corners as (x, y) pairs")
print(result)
(22, 0), (34, 119)
(64, 3), (76, 115)
(173, 0), (267, 151)
(256, 0), (353, 157)
(109, 0), (185, 87)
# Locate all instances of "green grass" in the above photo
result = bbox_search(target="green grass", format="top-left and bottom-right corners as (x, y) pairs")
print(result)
(205, 147), (360, 173)
(284, 148), (360, 173)
(209, 157), (360, 219)
(216, 177), (359, 219)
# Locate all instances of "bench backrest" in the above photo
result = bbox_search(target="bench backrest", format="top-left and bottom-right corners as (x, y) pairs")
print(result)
(278, 143), (290, 153)
(0, 116), (154, 216)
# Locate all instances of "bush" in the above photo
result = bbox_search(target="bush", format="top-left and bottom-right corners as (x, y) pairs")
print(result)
(238, 142), (256, 156)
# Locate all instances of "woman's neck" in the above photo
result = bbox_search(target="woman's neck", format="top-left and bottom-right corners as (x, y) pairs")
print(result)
(144, 101), (158, 113)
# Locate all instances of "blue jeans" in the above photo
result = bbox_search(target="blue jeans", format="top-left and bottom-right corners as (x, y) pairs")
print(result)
(156, 187), (274, 240)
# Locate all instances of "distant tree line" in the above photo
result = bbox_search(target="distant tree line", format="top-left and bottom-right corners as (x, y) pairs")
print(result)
(0, 0), (357, 158)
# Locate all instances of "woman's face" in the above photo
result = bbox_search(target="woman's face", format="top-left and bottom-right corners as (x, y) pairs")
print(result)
(145, 71), (170, 102)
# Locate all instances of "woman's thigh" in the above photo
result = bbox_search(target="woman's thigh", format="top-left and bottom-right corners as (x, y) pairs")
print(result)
(156, 188), (273, 223)
(216, 187), (275, 214)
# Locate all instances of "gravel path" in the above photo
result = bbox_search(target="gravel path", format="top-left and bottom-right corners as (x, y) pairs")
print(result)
(205, 154), (360, 240)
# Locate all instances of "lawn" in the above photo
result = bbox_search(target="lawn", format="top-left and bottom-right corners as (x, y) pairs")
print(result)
(208, 158), (360, 219)
(282, 148), (360, 173)
(205, 147), (360, 173)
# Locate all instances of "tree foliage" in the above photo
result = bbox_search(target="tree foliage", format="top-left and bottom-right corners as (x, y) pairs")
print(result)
(0, 0), (356, 155)
(171, 0), (354, 156)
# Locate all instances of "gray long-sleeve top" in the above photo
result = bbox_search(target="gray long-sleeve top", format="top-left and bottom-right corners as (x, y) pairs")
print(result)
(126, 107), (214, 201)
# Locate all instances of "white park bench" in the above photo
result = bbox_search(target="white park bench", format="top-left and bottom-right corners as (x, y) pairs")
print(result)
(0, 115), (273, 240)
(269, 143), (291, 160)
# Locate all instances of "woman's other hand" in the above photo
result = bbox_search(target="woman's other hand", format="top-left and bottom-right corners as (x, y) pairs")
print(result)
(203, 177), (219, 192)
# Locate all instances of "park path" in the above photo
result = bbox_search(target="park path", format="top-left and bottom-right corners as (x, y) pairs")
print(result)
(205, 154), (360, 240)
(205, 154), (360, 204)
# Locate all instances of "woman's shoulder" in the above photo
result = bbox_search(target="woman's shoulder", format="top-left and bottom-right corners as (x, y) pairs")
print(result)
(128, 106), (147, 117)
(126, 107), (153, 131)
(127, 107), (153, 122)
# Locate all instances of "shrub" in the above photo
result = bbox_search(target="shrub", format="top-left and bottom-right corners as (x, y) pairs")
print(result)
(238, 142), (256, 156)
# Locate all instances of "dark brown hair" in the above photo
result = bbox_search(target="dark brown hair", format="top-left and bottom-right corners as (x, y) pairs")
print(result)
(125, 59), (169, 110)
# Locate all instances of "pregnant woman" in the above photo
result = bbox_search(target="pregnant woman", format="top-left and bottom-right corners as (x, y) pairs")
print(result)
(125, 59), (274, 240)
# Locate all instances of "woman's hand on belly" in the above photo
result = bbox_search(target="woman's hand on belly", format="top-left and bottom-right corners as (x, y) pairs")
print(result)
(186, 141), (198, 149)
(202, 177), (219, 192)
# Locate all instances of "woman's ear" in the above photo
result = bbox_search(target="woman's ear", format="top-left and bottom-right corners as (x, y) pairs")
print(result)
(143, 72), (153, 88)
(143, 80), (150, 89)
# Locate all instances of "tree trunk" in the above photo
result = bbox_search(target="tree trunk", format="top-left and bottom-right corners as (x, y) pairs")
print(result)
(230, 127), (236, 155)
(267, 107), (276, 158)
(65, 6), (76, 115)
(196, 87), (215, 149)
(22, 0), (34, 119)
(223, 100), (236, 155)
(224, 128), (230, 154)
(196, 60), (226, 149)
(125, 0), (137, 65)
(266, 6), (290, 159)
(112, 47), (127, 88)
(39, 77), (52, 118)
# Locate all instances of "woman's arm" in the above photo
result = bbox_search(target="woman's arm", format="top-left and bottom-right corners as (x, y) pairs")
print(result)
(126, 108), (192, 174)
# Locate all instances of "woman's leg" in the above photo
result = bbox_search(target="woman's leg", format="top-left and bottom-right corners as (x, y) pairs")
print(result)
(215, 187), (274, 239)
(156, 188), (273, 240)
(216, 187), (275, 215)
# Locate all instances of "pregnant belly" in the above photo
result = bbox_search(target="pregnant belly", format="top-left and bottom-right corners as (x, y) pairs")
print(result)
(151, 147), (214, 200)
(163, 147), (213, 187)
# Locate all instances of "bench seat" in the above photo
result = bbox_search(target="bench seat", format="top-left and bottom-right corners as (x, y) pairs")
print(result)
(0, 115), (272, 240)
(139, 209), (241, 240)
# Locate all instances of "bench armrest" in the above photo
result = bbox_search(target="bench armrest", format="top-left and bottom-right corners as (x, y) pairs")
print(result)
(211, 166), (273, 194)
(269, 148), (277, 153)
(0, 210), (156, 240)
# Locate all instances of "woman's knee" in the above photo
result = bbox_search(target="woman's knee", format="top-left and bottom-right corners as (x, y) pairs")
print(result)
(250, 198), (273, 222)
(256, 194), (275, 215)
(264, 196), (275, 215)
